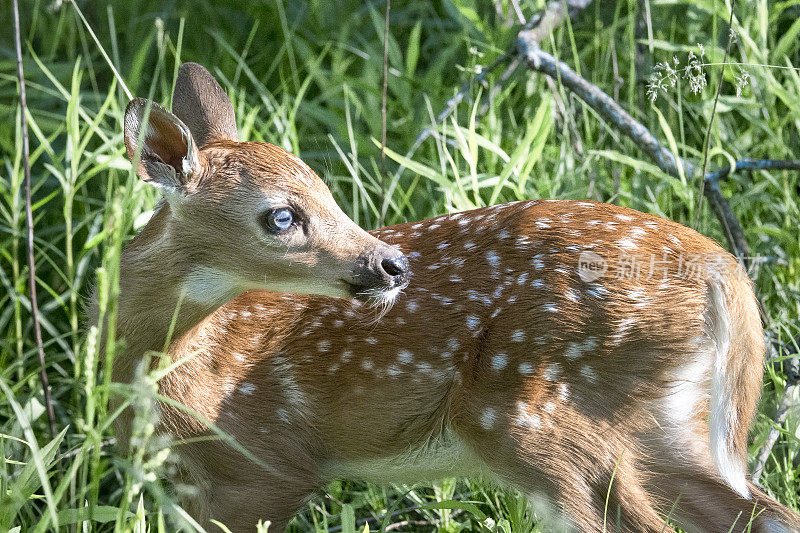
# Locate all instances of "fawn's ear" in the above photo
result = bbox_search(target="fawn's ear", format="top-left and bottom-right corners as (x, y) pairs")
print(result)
(172, 62), (239, 146)
(124, 98), (202, 193)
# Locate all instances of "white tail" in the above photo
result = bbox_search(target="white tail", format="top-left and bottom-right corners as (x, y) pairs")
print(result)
(100, 63), (800, 532)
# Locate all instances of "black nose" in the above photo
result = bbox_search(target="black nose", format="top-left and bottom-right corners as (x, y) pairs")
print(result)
(381, 255), (409, 277)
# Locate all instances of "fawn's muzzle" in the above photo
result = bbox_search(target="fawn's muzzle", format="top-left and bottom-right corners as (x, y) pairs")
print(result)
(349, 247), (410, 297)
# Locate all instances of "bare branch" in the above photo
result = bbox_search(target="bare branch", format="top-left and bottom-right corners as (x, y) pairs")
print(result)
(516, 40), (799, 267)
(13, 0), (57, 438)
(518, 42), (696, 179)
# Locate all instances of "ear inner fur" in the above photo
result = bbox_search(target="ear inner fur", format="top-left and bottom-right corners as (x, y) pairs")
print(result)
(123, 98), (200, 192)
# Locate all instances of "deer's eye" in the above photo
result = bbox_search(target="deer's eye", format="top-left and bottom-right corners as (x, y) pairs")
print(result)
(263, 208), (295, 233)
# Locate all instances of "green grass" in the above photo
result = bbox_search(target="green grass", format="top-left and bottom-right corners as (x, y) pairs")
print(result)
(1, 0), (800, 531)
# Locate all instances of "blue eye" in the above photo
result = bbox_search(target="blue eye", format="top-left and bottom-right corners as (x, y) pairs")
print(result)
(265, 208), (295, 232)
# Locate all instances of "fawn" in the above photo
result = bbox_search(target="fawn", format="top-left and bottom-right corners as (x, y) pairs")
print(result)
(101, 62), (800, 532)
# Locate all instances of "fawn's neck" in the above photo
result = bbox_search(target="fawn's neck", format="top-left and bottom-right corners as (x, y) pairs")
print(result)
(109, 205), (242, 383)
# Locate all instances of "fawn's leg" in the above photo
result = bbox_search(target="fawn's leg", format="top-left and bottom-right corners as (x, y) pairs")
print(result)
(644, 454), (800, 533)
(203, 478), (315, 532)
(180, 463), (317, 533)
(453, 405), (674, 533)
(174, 425), (321, 532)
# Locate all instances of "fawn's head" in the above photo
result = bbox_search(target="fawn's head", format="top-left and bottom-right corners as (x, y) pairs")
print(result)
(123, 63), (409, 307)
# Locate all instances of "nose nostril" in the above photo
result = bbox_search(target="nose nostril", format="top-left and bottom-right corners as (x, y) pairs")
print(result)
(381, 256), (408, 277)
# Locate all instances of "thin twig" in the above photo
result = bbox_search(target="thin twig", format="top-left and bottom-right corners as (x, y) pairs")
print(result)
(13, 0), (57, 439)
(705, 159), (800, 183)
(410, 0), (591, 157)
(752, 356), (800, 482)
(409, 54), (508, 156)
(477, 55), (522, 119)
(695, 1), (737, 228)
(379, 0), (390, 227)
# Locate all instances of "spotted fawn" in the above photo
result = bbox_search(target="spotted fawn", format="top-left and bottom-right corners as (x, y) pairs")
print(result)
(97, 62), (800, 532)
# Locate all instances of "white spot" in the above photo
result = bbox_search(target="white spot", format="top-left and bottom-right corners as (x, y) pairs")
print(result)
(387, 365), (402, 377)
(515, 402), (541, 429)
(466, 315), (481, 330)
(491, 353), (508, 370)
(437, 242), (450, 249)
(616, 214), (634, 222)
(544, 401), (555, 413)
(486, 251), (501, 267)
(447, 338), (460, 351)
(317, 339), (331, 352)
(576, 202), (595, 208)
(564, 288), (580, 302)
(340, 349), (353, 362)
(618, 237), (638, 250)
(276, 408), (290, 422)
(406, 300), (419, 313)
(558, 383), (569, 401)
(366, 337), (378, 345)
(480, 408), (497, 430)
(543, 363), (562, 381)
(580, 365), (598, 383)
(586, 284), (610, 298)
(543, 303), (559, 313)
(518, 362), (534, 375)
(565, 337), (599, 360)
(411, 223), (423, 229)
(530, 279), (545, 288)
(535, 218), (551, 229)
(428, 223), (441, 231)
(238, 382), (256, 395)
(333, 319), (344, 327)
(612, 318), (637, 345)
(511, 330), (526, 342)
(398, 350), (414, 364)
(630, 227), (647, 239)
(497, 229), (511, 240)
(433, 294), (454, 306)
(361, 359), (374, 371)
(464, 241), (477, 251)
(517, 273), (529, 285)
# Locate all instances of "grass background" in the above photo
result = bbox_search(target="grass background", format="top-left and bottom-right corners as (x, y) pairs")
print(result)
(2, 0), (800, 530)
